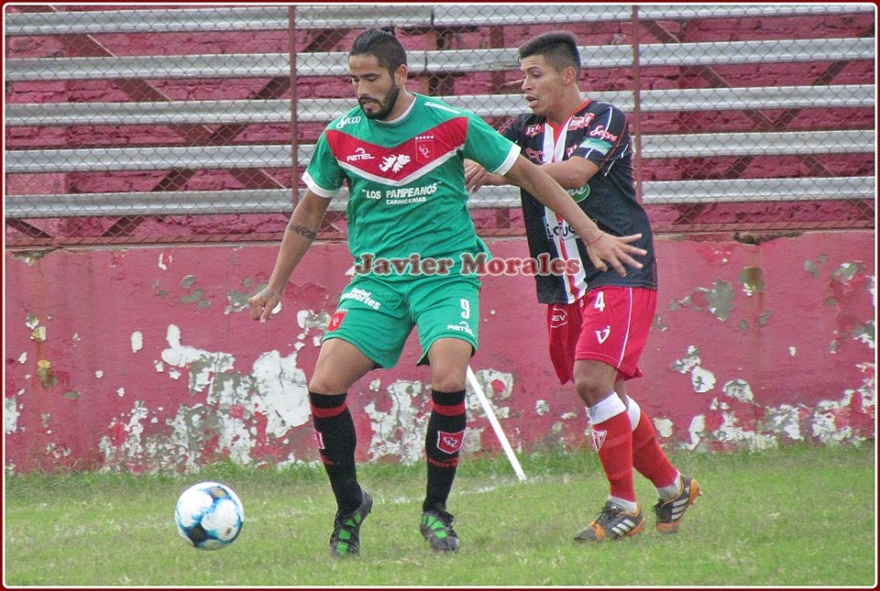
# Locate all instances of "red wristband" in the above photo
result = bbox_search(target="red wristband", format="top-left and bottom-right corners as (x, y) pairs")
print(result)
(586, 232), (604, 247)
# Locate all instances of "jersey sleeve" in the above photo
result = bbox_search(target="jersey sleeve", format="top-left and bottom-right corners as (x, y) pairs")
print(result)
(462, 112), (521, 176)
(302, 131), (345, 199)
(572, 103), (629, 169)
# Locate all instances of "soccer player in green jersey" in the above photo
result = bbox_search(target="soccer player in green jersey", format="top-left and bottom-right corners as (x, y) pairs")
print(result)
(249, 28), (646, 557)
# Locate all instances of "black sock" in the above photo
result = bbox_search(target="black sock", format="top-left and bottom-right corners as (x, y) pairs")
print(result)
(309, 391), (362, 515)
(423, 389), (467, 512)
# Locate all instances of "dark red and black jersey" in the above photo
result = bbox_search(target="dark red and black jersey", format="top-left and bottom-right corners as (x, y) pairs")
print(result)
(499, 99), (657, 304)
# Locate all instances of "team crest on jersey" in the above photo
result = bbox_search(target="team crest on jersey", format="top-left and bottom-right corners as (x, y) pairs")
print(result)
(415, 135), (435, 163)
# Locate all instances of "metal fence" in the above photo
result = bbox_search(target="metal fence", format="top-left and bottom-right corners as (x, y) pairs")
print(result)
(4, 4), (876, 247)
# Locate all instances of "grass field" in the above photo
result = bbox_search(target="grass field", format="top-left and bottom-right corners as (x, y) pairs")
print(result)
(4, 443), (876, 587)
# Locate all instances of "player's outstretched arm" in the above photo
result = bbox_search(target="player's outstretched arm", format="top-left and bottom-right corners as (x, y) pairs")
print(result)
(502, 155), (646, 277)
(464, 159), (506, 193)
(249, 190), (330, 323)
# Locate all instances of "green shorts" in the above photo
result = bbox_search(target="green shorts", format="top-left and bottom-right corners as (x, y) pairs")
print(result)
(322, 273), (481, 368)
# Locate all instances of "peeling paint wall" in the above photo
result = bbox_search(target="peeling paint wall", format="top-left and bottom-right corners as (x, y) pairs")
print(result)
(4, 232), (875, 474)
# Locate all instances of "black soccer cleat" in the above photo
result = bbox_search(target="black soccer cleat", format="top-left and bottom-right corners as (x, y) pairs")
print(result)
(653, 475), (701, 533)
(574, 501), (645, 542)
(420, 504), (460, 552)
(329, 488), (373, 557)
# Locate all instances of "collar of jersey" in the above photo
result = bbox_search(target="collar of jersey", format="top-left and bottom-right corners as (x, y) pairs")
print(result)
(374, 93), (417, 126)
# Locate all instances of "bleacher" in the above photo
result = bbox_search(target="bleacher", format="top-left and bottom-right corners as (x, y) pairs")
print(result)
(4, 4), (875, 241)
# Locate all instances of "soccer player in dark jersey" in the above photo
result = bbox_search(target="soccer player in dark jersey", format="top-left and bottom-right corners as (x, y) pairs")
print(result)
(466, 31), (700, 542)
(249, 28), (646, 557)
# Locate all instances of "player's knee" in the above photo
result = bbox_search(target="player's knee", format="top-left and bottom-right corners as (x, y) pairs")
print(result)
(308, 375), (351, 396)
(573, 373), (612, 406)
(431, 377), (466, 393)
(573, 360), (619, 406)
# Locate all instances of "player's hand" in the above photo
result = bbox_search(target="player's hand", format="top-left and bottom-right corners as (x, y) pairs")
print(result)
(248, 287), (282, 323)
(464, 160), (489, 193)
(585, 232), (647, 277)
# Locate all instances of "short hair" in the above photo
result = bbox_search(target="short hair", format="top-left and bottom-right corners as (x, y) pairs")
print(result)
(350, 28), (407, 74)
(518, 31), (581, 75)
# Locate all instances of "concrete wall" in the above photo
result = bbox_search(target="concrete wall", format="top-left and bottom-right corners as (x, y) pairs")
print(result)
(4, 231), (875, 474)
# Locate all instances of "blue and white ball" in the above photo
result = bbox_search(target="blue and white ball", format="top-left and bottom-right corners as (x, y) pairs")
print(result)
(175, 481), (244, 550)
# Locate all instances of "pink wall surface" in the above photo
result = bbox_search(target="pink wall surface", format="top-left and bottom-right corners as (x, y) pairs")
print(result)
(4, 231), (875, 474)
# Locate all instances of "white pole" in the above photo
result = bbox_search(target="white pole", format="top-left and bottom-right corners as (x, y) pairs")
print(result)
(466, 366), (527, 481)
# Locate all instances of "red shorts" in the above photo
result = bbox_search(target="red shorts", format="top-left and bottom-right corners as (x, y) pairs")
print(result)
(546, 286), (657, 385)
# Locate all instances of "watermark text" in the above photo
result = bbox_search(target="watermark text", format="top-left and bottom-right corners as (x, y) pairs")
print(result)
(353, 252), (581, 277)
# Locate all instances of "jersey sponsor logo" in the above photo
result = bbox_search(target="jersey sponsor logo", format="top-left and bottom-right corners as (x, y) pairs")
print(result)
(590, 125), (619, 142)
(550, 305), (568, 328)
(379, 153), (411, 173)
(568, 113), (596, 131)
(567, 184), (591, 203)
(335, 115), (362, 129)
(578, 137), (611, 156)
(327, 310), (347, 332)
(543, 217), (578, 241)
(386, 197), (426, 205)
(525, 148), (545, 164)
(424, 100), (462, 115)
(339, 287), (381, 310)
(525, 123), (544, 137)
(446, 321), (475, 337)
(385, 183), (437, 199)
(595, 326), (611, 344)
(362, 183), (438, 204)
(346, 147), (376, 163)
(436, 429), (465, 454)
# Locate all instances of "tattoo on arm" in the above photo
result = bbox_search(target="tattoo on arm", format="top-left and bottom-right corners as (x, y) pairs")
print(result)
(287, 224), (317, 241)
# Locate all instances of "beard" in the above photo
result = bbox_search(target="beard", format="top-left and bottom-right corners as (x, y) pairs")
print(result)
(360, 84), (401, 120)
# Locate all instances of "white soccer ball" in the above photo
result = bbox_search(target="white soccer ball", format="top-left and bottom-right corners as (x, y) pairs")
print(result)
(175, 481), (244, 550)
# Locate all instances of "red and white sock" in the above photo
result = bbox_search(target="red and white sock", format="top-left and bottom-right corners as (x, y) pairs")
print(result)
(626, 397), (680, 498)
(587, 395), (637, 512)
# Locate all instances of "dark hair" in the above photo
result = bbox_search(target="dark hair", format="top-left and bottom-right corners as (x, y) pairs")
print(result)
(518, 31), (581, 75)
(350, 28), (407, 74)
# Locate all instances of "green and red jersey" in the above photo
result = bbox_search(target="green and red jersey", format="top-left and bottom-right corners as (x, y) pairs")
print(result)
(304, 93), (519, 279)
